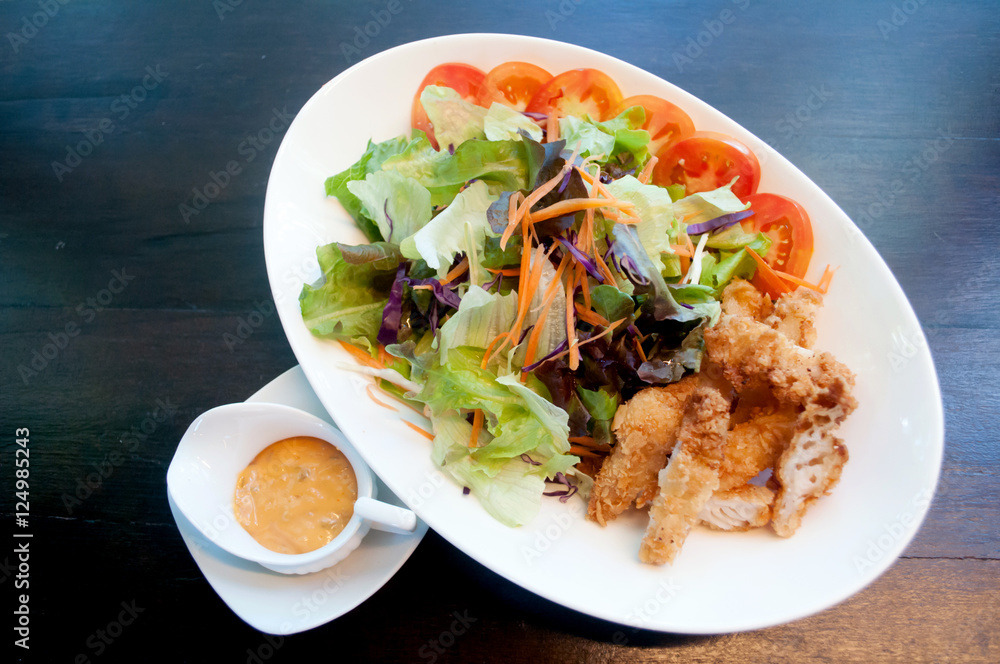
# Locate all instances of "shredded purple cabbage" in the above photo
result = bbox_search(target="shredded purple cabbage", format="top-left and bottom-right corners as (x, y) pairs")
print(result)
(520, 453), (542, 466)
(521, 111), (548, 120)
(685, 209), (754, 236)
(522, 339), (569, 372)
(377, 264), (408, 345)
(543, 472), (578, 502)
(555, 235), (605, 283)
(383, 201), (395, 241)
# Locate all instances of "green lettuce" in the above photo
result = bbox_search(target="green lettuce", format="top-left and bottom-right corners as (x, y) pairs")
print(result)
(558, 106), (650, 165)
(419, 85), (488, 150)
(324, 136), (414, 241)
(399, 180), (498, 277)
(436, 285), (518, 365)
(606, 175), (681, 272)
(484, 102), (544, 142)
(298, 242), (400, 342)
(346, 170), (432, 243)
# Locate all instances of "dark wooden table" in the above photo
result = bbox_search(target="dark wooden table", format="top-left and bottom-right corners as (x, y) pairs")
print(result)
(2, 1), (998, 662)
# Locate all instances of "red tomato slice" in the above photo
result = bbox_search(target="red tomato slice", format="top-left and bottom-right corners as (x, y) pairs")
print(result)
(611, 95), (695, 155)
(525, 68), (624, 123)
(411, 63), (486, 150)
(741, 193), (814, 278)
(652, 131), (761, 200)
(477, 61), (553, 111)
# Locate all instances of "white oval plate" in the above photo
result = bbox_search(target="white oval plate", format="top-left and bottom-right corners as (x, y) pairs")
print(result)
(262, 34), (943, 634)
(167, 366), (428, 635)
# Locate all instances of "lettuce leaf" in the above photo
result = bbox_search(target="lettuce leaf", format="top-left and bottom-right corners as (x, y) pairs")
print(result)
(399, 180), (498, 277)
(436, 285), (518, 365)
(420, 85), (488, 150)
(606, 175), (681, 271)
(346, 170), (432, 243)
(484, 102), (544, 142)
(558, 106), (649, 165)
(298, 242), (400, 342)
(324, 136), (414, 241)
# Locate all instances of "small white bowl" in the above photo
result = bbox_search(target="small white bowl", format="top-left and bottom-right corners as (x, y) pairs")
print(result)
(166, 402), (417, 575)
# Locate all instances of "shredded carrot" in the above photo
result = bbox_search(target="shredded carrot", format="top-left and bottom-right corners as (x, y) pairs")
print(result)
(403, 420), (435, 440)
(818, 264), (837, 293)
(568, 435), (597, 446)
(679, 254), (690, 275)
(670, 243), (694, 258)
(481, 331), (512, 369)
(637, 155), (659, 184)
(499, 191), (526, 250)
(528, 197), (634, 224)
(565, 275), (579, 370)
(569, 446), (603, 458)
(634, 336), (648, 363)
(592, 250), (618, 286)
(746, 247), (793, 299)
(338, 340), (384, 370)
(574, 302), (610, 327)
(774, 265), (833, 295)
(439, 256), (469, 286)
(366, 383), (397, 411)
(470, 409), (484, 447)
(547, 112), (560, 142)
(485, 267), (521, 276)
(377, 344), (390, 366)
(411, 284), (433, 290)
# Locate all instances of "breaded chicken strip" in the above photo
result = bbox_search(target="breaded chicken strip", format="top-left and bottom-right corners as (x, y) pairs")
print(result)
(772, 403), (850, 536)
(587, 376), (699, 526)
(639, 384), (732, 565)
(704, 313), (856, 411)
(699, 484), (775, 531)
(764, 286), (823, 348)
(705, 310), (857, 537)
(719, 405), (798, 491)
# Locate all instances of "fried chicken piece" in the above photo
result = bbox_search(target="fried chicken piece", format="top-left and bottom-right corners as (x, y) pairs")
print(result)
(699, 484), (775, 531)
(764, 286), (823, 348)
(705, 307), (857, 538)
(704, 313), (856, 413)
(586, 376), (699, 526)
(719, 405), (798, 491)
(771, 403), (850, 537)
(720, 278), (771, 320)
(639, 384), (733, 565)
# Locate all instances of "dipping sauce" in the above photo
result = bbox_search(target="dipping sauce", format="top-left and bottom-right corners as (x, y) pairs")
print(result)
(234, 436), (358, 555)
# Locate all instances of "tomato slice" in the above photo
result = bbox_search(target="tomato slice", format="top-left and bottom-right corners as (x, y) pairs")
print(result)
(652, 131), (761, 200)
(477, 61), (553, 111)
(525, 68), (624, 123)
(610, 95), (695, 155)
(411, 63), (486, 150)
(741, 193), (814, 279)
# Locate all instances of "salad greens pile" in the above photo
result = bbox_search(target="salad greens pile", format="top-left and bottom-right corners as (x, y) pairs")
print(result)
(300, 85), (771, 527)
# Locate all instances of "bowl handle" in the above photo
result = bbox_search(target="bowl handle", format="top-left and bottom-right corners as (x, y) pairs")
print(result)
(354, 496), (418, 534)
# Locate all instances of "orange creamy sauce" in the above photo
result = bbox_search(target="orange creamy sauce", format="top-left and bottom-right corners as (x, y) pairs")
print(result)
(234, 436), (358, 555)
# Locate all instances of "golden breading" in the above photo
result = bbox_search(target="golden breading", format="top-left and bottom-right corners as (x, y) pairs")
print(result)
(764, 286), (823, 348)
(720, 278), (770, 320)
(772, 403), (850, 537)
(586, 376), (699, 526)
(704, 304), (857, 538)
(699, 484), (775, 532)
(719, 405), (798, 491)
(639, 384), (732, 565)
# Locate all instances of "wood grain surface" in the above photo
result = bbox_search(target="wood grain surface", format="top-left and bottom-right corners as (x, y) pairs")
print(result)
(1, 1), (997, 662)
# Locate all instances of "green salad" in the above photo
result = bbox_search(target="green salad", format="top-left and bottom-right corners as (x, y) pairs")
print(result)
(299, 84), (772, 526)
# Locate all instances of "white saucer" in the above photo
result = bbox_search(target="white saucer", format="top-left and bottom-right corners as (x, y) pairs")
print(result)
(166, 365), (429, 634)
